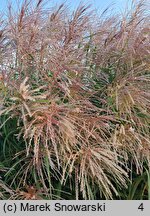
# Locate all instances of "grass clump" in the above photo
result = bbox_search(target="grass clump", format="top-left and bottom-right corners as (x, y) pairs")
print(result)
(0, 0), (150, 200)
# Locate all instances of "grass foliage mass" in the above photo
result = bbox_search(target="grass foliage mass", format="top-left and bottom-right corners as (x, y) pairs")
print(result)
(0, 0), (150, 199)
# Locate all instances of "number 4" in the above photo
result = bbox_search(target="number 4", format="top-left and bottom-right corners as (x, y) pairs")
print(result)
(138, 203), (144, 211)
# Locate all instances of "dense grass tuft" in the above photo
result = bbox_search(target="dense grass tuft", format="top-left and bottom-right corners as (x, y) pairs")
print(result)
(0, 0), (150, 199)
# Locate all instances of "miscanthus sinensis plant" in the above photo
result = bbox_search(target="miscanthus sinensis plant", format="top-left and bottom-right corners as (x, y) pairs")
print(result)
(0, 0), (149, 199)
